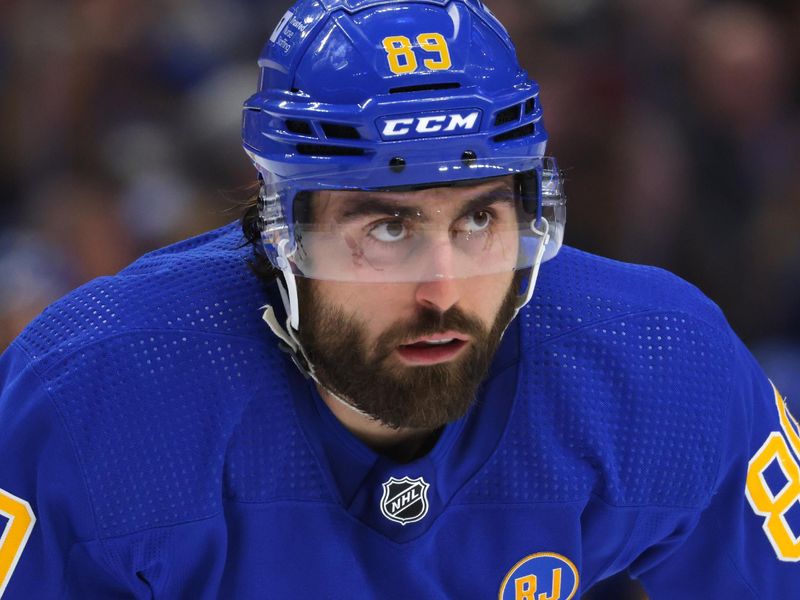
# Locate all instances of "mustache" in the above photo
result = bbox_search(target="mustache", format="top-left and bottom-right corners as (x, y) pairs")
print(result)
(372, 306), (486, 361)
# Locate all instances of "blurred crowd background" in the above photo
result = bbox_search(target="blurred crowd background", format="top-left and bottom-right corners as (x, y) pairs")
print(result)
(1, 0), (798, 596)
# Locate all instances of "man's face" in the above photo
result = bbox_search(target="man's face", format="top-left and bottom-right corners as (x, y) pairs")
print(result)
(295, 177), (521, 430)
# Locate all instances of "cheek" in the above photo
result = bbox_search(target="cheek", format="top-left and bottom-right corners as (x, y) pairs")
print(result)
(311, 281), (415, 333)
(470, 271), (516, 321)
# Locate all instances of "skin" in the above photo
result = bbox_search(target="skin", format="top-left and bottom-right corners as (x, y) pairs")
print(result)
(296, 177), (520, 459)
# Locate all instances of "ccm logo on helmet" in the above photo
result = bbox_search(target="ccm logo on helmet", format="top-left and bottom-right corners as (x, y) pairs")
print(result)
(378, 111), (482, 140)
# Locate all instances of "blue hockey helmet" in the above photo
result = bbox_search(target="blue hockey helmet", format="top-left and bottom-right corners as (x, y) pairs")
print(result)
(242, 0), (566, 322)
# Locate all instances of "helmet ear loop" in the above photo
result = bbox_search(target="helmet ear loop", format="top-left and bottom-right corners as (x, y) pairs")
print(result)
(514, 217), (550, 313)
(513, 169), (550, 314)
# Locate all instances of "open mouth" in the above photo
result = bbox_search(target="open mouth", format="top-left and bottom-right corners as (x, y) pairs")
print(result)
(396, 334), (469, 365)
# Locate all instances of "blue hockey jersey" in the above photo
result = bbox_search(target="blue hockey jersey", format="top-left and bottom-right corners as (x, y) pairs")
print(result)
(0, 223), (797, 598)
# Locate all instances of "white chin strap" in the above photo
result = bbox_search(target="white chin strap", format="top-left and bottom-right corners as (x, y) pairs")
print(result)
(258, 237), (306, 368)
(261, 238), (312, 376)
(274, 239), (300, 330)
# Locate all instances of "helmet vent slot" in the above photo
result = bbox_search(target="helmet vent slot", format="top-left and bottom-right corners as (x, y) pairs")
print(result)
(494, 104), (522, 126)
(492, 123), (535, 143)
(297, 144), (366, 157)
(389, 82), (461, 94)
(286, 120), (314, 136)
(321, 123), (361, 140)
(525, 98), (536, 114)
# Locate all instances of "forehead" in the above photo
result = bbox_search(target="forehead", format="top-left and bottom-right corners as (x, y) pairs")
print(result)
(309, 176), (515, 221)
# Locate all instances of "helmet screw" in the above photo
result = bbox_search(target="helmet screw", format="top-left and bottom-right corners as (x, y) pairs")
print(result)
(389, 157), (406, 173)
(461, 150), (478, 165)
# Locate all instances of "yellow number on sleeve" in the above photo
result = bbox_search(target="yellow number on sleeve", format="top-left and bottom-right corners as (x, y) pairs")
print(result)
(745, 383), (800, 562)
(746, 432), (800, 561)
(417, 33), (452, 71)
(382, 36), (418, 75)
(0, 488), (35, 597)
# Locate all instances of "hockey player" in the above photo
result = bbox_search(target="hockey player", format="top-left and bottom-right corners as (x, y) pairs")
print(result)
(0, 0), (797, 598)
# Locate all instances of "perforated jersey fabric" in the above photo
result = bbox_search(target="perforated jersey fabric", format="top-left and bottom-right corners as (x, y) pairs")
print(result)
(16, 224), (332, 539)
(0, 222), (796, 598)
(460, 249), (731, 508)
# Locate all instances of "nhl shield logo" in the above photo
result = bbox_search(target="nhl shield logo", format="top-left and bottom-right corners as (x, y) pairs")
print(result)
(380, 476), (430, 525)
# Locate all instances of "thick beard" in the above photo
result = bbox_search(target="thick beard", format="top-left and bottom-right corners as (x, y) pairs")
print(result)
(296, 276), (520, 430)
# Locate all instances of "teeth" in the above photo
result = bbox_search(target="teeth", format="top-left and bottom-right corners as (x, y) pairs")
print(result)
(423, 338), (454, 345)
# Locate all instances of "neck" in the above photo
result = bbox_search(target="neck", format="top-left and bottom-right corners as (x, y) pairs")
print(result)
(317, 384), (440, 462)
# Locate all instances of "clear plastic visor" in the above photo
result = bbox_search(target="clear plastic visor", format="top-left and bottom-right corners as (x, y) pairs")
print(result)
(261, 158), (565, 283)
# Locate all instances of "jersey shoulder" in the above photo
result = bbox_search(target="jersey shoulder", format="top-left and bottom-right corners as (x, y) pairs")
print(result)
(527, 245), (730, 338)
(464, 247), (738, 509)
(17, 222), (267, 368)
(7, 223), (329, 539)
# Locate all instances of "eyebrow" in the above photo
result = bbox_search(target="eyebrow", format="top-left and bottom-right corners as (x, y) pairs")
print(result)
(338, 197), (424, 223)
(456, 190), (515, 220)
(335, 183), (515, 224)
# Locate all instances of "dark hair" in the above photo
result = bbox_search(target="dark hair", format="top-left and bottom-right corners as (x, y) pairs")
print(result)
(239, 187), (315, 284)
(239, 188), (282, 283)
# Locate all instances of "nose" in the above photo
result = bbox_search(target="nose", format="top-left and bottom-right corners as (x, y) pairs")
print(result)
(414, 276), (461, 313)
(414, 238), (461, 312)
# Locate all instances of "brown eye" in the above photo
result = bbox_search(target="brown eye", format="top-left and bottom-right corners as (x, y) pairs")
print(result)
(369, 220), (407, 242)
(386, 221), (405, 237)
(464, 210), (492, 233)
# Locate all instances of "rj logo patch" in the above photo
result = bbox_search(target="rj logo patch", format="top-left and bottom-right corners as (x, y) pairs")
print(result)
(498, 553), (579, 600)
(379, 476), (430, 525)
